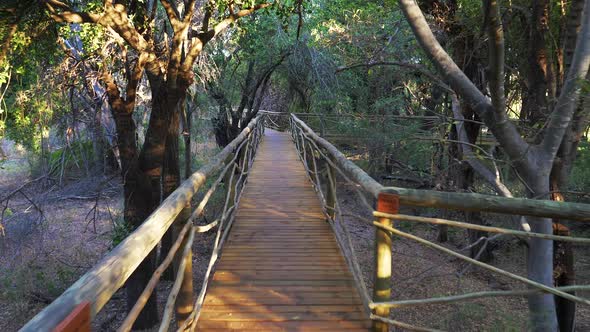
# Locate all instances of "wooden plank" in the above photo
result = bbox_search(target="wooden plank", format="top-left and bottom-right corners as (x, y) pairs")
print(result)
(198, 320), (371, 329)
(200, 311), (367, 321)
(217, 262), (346, 268)
(201, 305), (364, 313)
(210, 280), (358, 287)
(206, 286), (359, 293)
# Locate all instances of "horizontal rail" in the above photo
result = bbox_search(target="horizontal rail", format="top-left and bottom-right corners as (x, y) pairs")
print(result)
(21, 114), (263, 332)
(291, 114), (590, 221)
(371, 285), (590, 309)
(373, 212), (590, 243)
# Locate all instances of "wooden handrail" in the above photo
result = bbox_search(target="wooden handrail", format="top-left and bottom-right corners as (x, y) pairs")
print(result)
(290, 114), (590, 221)
(21, 114), (264, 332)
(291, 114), (383, 197)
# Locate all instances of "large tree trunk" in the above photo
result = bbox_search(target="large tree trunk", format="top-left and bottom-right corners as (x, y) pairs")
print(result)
(547, 2), (589, 328)
(548, 74), (590, 331)
(524, 161), (559, 332)
(160, 104), (181, 280)
(182, 101), (193, 179)
(109, 104), (158, 329)
(123, 70), (188, 328)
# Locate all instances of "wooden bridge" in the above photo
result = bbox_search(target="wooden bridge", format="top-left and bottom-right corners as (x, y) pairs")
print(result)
(21, 112), (590, 332)
(197, 130), (369, 330)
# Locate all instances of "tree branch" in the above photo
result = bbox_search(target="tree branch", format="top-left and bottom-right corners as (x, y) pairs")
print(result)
(451, 95), (513, 197)
(183, 3), (271, 71)
(159, 0), (181, 26)
(398, 0), (529, 163)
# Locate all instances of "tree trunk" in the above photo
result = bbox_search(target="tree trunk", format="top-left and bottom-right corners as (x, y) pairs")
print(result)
(547, 78), (590, 331)
(521, 0), (550, 127)
(111, 107), (158, 330)
(93, 104), (105, 174)
(525, 165), (558, 332)
(553, 222), (576, 332)
(182, 101), (192, 179)
(124, 74), (187, 328)
(161, 104), (181, 281)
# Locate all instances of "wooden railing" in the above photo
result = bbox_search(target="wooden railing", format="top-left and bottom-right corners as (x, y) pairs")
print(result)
(289, 113), (590, 332)
(21, 114), (266, 332)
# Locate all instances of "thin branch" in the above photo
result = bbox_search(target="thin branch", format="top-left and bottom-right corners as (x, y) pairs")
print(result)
(183, 3), (271, 71)
(397, 0), (528, 163)
(451, 95), (513, 197)
(159, 0), (181, 26)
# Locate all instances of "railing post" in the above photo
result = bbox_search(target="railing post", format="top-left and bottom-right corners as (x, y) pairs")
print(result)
(224, 153), (238, 204)
(175, 206), (193, 327)
(372, 192), (398, 332)
(238, 138), (251, 174)
(325, 158), (336, 221)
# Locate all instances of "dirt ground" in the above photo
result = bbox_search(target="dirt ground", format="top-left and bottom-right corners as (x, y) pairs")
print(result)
(1, 151), (590, 331)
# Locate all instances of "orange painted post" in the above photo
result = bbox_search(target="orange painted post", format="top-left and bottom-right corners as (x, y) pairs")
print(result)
(52, 302), (90, 332)
(372, 192), (398, 332)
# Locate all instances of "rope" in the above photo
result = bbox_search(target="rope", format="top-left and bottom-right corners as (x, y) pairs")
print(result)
(369, 220), (590, 307)
(374, 212), (590, 244)
(371, 285), (590, 309)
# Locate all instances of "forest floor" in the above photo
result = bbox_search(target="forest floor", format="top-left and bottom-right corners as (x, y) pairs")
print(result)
(0, 153), (121, 331)
(1, 142), (590, 331)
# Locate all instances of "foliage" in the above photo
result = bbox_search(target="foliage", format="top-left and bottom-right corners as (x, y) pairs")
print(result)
(110, 218), (132, 249)
(569, 141), (590, 195)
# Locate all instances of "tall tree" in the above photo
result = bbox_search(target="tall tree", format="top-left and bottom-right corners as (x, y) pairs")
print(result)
(41, 0), (285, 328)
(397, 0), (590, 329)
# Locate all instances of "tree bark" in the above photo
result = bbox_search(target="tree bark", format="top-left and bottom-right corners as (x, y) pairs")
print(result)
(521, 0), (550, 127)
(182, 101), (193, 179)
(110, 106), (158, 329)
(160, 103), (181, 280)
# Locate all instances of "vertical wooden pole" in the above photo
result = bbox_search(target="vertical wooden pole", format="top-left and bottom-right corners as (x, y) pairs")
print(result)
(224, 153), (237, 205)
(372, 192), (398, 332)
(238, 139), (251, 174)
(325, 159), (336, 221)
(304, 141), (315, 173)
(175, 207), (193, 327)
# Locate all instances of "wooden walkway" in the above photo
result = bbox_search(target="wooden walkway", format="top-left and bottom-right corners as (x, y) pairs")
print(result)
(197, 130), (370, 331)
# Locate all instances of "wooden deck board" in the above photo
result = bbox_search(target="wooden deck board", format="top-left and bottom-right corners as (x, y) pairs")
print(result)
(197, 129), (369, 331)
